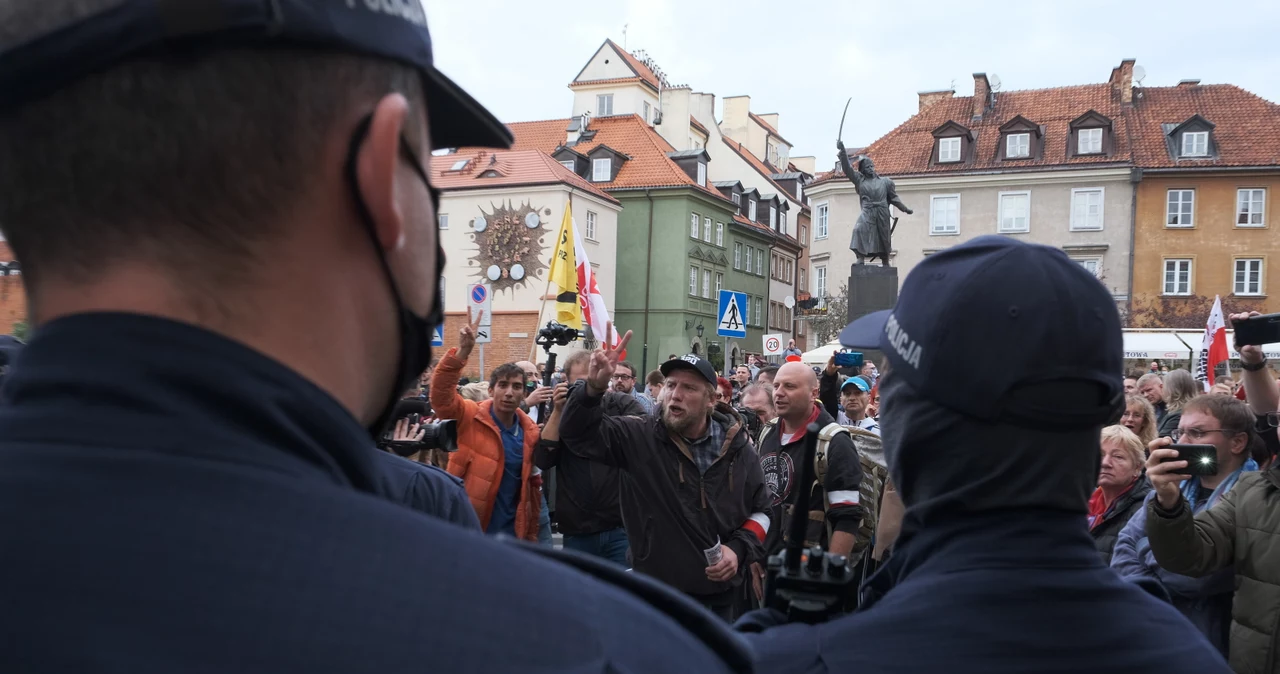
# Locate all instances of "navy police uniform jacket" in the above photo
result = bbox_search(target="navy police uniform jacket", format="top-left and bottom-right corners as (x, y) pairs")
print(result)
(0, 313), (749, 673)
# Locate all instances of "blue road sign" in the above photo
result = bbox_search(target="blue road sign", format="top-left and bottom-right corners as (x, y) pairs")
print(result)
(470, 285), (487, 305)
(431, 326), (444, 347)
(717, 290), (748, 339)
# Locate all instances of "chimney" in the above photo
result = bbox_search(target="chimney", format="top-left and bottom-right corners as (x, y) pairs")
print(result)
(972, 73), (990, 121)
(918, 89), (955, 112)
(1110, 59), (1135, 104)
(566, 114), (590, 145)
(1178, 79), (1201, 88)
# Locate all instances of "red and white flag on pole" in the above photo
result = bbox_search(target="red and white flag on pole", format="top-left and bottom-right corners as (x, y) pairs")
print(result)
(571, 215), (624, 356)
(1195, 295), (1229, 392)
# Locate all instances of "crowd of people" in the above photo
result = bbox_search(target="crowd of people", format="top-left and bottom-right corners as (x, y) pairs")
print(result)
(4, 2), (1280, 672)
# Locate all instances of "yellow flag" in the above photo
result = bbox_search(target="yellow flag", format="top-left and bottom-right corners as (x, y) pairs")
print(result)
(548, 202), (582, 329)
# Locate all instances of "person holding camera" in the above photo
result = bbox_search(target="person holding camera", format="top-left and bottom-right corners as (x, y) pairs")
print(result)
(560, 330), (772, 621)
(1145, 315), (1280, 673)
(431, 312), (542, 541)
(744, 237), (1226, 674)
(1114, 396), (1258, 656)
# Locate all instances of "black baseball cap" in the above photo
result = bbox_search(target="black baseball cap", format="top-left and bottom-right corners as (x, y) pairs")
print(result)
(0, 0), (512, 151)
(660, 355), (718, 387)
(840, 236), (1123, 429)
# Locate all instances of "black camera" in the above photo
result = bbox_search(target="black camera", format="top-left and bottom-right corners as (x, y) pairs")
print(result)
(734, 405), (763, 439)
(536, 321), (581, 348)
(380, 399), (458, 457)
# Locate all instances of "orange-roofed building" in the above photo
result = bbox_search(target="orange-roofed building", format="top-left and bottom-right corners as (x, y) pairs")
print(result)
(1127, 81), (1280, 328)
(430, 148), (622, 372)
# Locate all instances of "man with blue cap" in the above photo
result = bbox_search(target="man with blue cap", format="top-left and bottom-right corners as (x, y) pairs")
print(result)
(0, 2), (751, 671)
(741, 236), (1228, 673)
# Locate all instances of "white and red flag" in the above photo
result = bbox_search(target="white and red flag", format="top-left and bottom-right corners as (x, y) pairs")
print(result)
(1195, 295), (1229, 392)
(570, 217), (624, 356)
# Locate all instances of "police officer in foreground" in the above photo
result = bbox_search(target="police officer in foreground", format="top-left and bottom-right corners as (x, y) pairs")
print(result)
(740, 236), (1229, 674)
(0, 2), (749, 671)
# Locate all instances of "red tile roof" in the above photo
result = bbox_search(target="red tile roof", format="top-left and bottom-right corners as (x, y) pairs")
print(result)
(831, 83), (1132, 180)
(507, 115), (732, 202)
(722, 137), (806, 213)
(568, 76), (647, 89)
(749, 112), (791, 146)
(732, 213), (775, 237)
(431, 149), (618, 204)
(690, 116), (709, 136)
(1128, 84), (1280, 169)
(607, 39), (661, 90)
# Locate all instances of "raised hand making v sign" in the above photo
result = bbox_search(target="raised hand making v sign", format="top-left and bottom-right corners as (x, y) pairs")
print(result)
(584, 322), (633, 396)
(457, 309), (484, 361)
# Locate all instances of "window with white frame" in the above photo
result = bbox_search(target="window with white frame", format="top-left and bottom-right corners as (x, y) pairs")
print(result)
(697, 162), (707, 187)
(930, 194), (960, 234)
(1070, 188), (1104, 231)
(1072, 257), (1102, 278)
(1166, 189), (1195, 227)
(1237, 189), (1266, 227)
(800, 225), (807, 246)
(715, 272), (723, 295)
(998, 191), (1031, 232)
(757, 250), (764, 275)
(749, 200), (757, 220)
(816, 203), (829, 238)
(643, 101), (651, 123)
(734, 243), (742, 269)
(745, 246), (753, 273)
(815, 265), (827, 302)
(938, 137), (962, 162)
(703, 216), (712, 243)
(1235, 258), (1264, 296)
(770, 206), (777, 230)
(1007, 133), (1030, 158)
(438, 213), (449, 230)
(702, 270), (712, 299)
(1163, 259), (1192, 296)
(596, 94), (613, 116)
(585, 211), (597, 241)
(755, 298), (763, 327)
(716, 222), (724, 246)
(1078, 128), (1103, 154)
(800, 266), (807, 291)
(732, 193), (741, 205)
(689, 266), (699, 295)
(796, 183), (803, 202)
(592, 158), (611, 182)
(560, 160), (576, 171)
(1181, 131), (1209, 157)
(691, 212), (700, 238)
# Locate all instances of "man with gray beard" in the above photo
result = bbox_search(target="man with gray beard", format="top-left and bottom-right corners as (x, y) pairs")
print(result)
(561, 334), (773, 621)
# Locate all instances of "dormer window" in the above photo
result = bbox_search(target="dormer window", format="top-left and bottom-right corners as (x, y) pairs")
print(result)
(769, 206), (777, 229)
(1182, 131), (1209, 157)
(938, 137), (962, 162)
(1078, 128), (1103, 154)
(449, 159), (469, 171)
(1007, 134), (1030, 158)
(1068, 111), (1113, 158)
(696, 162), (706, 187)
(560, 160), (575, 171)
(592, 158), (611, 182)
(749, 200), (757, 220)
(732, 193), (741, 205)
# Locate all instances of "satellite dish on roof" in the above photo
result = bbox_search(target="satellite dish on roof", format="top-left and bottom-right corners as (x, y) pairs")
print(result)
(784, 296), (795, 309)
(989, 74), (1002, 92)
(1133, 65), (1147, 86)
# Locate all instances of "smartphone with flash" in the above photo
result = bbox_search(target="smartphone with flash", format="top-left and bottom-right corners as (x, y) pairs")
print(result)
(1161, 444), (1218, 477)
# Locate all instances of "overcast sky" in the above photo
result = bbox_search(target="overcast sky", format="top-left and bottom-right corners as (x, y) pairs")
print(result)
(428, 0), (1279, 163)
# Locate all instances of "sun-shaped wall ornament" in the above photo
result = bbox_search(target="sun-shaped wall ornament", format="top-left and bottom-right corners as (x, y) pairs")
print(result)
(470, 200), (548, 295)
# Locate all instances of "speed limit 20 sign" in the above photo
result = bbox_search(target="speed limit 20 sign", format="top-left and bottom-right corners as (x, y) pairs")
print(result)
(763, 334), (785, 356)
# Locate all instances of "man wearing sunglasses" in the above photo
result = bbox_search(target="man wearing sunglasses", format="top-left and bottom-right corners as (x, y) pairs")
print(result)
(0, 2), (750, 672)
(1145, 314), (1280, 673)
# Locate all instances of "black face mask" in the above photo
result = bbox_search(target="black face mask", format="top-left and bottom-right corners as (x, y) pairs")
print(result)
(343, 114), (444, 438)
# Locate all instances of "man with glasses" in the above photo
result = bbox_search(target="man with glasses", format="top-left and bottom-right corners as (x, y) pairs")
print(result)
(534, 350), (644, 565)
(1115, 395), (1259, 655)
(1147, 349), (1280, 672)
(612, 360), (655, 414)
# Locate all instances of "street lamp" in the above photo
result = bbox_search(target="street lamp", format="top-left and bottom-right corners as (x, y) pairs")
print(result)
(695, 323), (704, 338)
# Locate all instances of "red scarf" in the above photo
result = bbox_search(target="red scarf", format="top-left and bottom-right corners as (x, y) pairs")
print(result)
(1087, 477), (1138, 530)
(781, 404), (822, 444)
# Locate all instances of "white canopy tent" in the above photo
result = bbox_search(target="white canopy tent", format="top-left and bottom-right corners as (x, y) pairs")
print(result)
(1175, 331), (1280, 362)
(1122, 331), (1194, 361)
(801, 340), (846, 366)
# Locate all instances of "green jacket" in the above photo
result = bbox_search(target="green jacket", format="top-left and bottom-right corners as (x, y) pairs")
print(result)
(1147, 468), (1280, 674)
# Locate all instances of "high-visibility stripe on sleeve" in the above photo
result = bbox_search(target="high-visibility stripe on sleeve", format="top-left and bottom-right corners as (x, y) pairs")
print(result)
(827, 490), (861, 506)
(742, 512), (770, 543)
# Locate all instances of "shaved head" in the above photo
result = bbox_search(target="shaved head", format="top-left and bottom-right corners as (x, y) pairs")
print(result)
(773, 362), (820, 425)
(777, 362), (817, 388)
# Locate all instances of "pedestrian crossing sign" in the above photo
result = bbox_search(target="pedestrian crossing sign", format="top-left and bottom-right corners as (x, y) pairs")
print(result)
(431, 325), (444, 347)
(717, 290), (748, 338)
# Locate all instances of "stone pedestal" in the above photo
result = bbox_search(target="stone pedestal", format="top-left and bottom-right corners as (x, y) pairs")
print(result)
(847, 264), (899, 323)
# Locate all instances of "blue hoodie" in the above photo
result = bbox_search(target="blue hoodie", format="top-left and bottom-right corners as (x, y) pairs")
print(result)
(1110, 458), (1258, 655)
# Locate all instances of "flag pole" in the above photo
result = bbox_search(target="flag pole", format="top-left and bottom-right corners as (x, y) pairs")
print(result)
(529, 191), (575, 362)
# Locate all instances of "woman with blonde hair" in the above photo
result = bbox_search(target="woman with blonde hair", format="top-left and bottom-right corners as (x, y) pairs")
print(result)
(1119, 394), (1157, 450)
(1089, 425), (1151, 563)
(1157, 369), (1199, 438)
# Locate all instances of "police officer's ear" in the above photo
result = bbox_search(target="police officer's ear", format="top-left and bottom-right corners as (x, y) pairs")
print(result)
(356, 93), (414, 253)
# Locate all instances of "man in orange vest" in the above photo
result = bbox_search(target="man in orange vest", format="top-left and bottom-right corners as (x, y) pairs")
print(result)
(431, 311), (541, 540)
